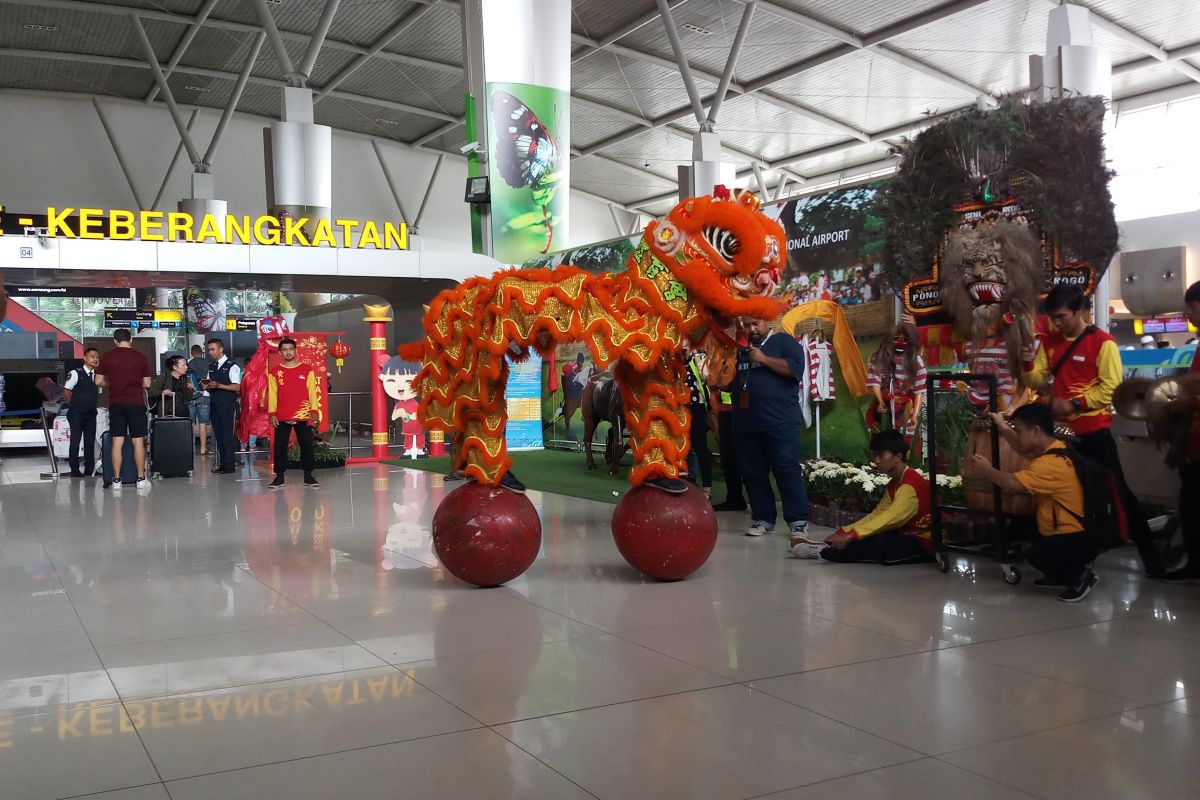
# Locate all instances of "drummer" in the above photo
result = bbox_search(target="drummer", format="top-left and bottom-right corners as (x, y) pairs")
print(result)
(1021, 286), (1164, 578)
(1167, 281), (1200, 580)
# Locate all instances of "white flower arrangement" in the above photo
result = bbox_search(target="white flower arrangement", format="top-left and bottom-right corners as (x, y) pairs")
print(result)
(802, 459), (964, 508)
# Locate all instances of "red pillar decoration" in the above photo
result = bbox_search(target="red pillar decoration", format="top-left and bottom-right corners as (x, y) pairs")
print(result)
(365, 303), (393, 461)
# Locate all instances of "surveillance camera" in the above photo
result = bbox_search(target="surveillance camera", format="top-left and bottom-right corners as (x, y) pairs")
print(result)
(460, 141), (482, 155)
(38, 234), (50, 248)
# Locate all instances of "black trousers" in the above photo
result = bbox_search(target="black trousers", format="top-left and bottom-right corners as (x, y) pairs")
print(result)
(1073, 427), (1162, 574)
(716, 410), (745, 505)
(685, 404), (713, 488)
(273, 421), (315, 476)
(820, 531), (931, 565)
(67, 408), (96, 474)
(1028, 532), (1099, 586)
(1180, 462), (1200, 567)
(210, 398), (238, 469)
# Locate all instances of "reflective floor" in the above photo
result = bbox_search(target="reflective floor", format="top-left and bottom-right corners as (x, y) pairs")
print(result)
(1, 452), (1198, 799)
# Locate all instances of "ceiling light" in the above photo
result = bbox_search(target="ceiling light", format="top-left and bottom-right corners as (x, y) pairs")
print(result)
(23, 23), (57, 31)
(375, 118), (399, 125)
(681, 23), (712, 35)
(185, 86), (211, 93)
(265, 0), (283, 5)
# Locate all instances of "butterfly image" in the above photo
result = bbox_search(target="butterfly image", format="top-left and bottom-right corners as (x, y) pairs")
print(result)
(491, 90), (562, 254)
(186, 292), (225, 332)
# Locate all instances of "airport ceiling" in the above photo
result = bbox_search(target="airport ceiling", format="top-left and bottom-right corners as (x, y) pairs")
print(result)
(2, 0), (1200, 216)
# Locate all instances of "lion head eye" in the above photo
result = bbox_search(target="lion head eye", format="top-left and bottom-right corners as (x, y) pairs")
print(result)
(701, 225), (740, 262)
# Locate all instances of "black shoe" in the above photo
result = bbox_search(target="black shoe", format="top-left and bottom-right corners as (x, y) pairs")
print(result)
(1059, 570), (1099, 603)
(211, 466), (225, 474)
(268, 476), (285, 489)
(645, 476), (689, 495)
(711, 499), (747, 511)
(303, 473), (319, 487)
(221, 466), (236, 474)
(69, 470), (85, 478)
(499, 472), (527, 494)
(445, 470), (464, 482)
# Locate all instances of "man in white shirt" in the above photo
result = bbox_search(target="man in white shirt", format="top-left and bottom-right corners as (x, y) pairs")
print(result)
(63, 347), (101, 477)
(204, 338), (242, 474)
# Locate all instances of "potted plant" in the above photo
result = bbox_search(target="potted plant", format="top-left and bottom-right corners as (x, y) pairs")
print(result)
(287, 422), (346, 469)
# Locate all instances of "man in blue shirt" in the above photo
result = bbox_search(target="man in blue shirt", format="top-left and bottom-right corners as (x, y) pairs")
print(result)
(731, 317), (811, 538)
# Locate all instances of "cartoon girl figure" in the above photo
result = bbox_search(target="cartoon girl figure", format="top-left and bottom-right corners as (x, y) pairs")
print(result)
(379, 356), (424, 458)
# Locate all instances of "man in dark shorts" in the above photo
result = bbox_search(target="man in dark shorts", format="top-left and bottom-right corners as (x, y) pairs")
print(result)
(96, 328), (152, 491)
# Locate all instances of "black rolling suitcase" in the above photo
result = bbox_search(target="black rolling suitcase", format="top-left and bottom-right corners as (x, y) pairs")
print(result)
(100, 431), (138, 486)
(151, 394), (194, 479)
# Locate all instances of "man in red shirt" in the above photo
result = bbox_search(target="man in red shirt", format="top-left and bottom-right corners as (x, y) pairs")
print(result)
(1167, 281), (1200, 579)
(1022, 286), (1162, 576)
(266, 337), (322, 488)
(95, 328), (152, 491)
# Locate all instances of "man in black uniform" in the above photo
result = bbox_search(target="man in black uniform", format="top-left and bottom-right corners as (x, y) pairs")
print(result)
(204, 338), (241, 474)
(63, 347), (101, 478)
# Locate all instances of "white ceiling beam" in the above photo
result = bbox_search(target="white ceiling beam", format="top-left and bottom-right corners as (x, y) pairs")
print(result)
(298, 0), (342, 80)
(0, 46), (460, 123)
(144, 0), (220, 104)
(1, 0), (463, 75)
(1055, 0), (1200, 85)
(571, 0), (694, 64)
(315, 1), (444, 100)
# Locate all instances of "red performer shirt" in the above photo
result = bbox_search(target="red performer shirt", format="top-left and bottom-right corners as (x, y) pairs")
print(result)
(867, 354), (928, 400)
(1024, 328), (1121, 436)
(844, 468), (932, 550)
(267, 363), (321, 423)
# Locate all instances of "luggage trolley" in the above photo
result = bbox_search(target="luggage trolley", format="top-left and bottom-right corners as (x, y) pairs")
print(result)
(925, 371), (1025, 585)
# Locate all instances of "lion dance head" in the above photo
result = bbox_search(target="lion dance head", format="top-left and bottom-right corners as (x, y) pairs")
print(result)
(941, 220), (1042, 380)
(644, 185), (786, 323)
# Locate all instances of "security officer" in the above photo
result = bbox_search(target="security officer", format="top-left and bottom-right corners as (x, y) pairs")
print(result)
(63, 347), (101, 478)
(204, 338), (241, 474)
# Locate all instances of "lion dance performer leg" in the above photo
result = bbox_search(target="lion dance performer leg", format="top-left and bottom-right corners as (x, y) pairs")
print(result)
(399, 187), (786, 585)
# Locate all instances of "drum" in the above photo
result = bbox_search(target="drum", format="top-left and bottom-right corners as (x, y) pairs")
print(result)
(963, 426), (1036, 516)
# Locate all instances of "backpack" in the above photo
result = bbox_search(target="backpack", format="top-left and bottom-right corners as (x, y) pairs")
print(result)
(1051, 445), (1128, 552)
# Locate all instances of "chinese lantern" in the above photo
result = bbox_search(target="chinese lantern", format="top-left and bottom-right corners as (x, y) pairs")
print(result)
(330, 339), (350, 373)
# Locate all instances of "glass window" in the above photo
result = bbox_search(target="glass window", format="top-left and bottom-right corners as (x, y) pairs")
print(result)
(224, 290), (245, 314)
(40, 312), (83, 339)
(82, 314), (108, 337)
(38, 297), (82, 312)
(84, 296), (133, 311)
(11, 296), (37, 311)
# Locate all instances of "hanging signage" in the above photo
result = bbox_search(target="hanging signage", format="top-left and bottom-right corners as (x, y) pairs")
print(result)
(5, 286), (126, 298)
(225, 317), (261, 332)
(1, 207), (407, 249)
(104, 309), (184, 329)
(1136, 316), (1196, 334)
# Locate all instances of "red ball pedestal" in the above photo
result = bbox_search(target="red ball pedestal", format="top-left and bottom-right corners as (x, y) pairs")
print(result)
(432, 482), (541, 587)
(612, 484), (718, 581)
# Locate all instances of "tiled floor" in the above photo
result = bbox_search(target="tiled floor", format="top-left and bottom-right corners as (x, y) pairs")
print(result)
(1, 453), (1198, 799)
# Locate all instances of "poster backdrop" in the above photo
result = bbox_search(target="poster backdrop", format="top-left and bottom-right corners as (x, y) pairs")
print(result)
(521, 182), (892, 460)
(486, 82), (570, 264)
(184, 289), (227, 334)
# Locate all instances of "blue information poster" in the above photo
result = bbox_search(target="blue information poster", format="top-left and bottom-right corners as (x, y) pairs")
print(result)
(506, 353), (544, 451)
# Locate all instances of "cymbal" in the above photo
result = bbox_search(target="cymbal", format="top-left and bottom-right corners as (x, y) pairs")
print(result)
(1113, 377), (1153, 421)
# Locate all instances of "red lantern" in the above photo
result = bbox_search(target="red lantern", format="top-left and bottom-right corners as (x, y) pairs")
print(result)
(330, 339), (350, 373)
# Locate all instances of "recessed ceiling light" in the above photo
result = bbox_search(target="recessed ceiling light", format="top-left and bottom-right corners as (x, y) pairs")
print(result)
(265, 0), (283, 5)
(185, 85), (211, 92)
(375, 118), (399, 125)
(23, 23), (57, 31)
(681, 23), (711, 35)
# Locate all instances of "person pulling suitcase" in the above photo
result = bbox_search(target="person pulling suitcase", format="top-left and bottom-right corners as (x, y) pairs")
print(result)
(148, 355), (195, 479)
(266, 337), (322, 488)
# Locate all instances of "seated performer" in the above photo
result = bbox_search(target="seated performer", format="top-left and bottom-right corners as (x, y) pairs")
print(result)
(790, 429), (932, 564)
(968, 404), (1099, 602)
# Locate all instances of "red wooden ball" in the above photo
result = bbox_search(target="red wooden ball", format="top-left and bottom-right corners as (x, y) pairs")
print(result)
(611, 483), (718, 581)
(432, 482), (541, 587)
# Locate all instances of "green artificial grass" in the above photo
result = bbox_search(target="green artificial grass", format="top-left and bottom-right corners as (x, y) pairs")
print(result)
(385, 449), (638, 504)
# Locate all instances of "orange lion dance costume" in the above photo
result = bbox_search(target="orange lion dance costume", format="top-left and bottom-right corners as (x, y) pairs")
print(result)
(399, 187), (786, 493)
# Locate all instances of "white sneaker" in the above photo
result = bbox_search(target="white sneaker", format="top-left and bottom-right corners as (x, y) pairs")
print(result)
(746, 521), (773, 537)
(790, 542), (826, 559)
(111, 482), (122, 494)
(136, 477), (152, 493)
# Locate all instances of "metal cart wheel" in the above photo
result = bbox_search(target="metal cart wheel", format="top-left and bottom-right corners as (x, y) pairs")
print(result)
(936, 551), (951, 573)
(1002, 564), (1021, 585)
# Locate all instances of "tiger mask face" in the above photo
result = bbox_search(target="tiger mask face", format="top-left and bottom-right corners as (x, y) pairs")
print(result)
(644, 186), (786, 323)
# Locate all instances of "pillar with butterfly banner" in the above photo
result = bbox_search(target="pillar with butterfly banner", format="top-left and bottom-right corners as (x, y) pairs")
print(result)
(475, 0), (571, 264)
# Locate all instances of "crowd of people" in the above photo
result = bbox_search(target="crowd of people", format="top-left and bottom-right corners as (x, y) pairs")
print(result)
(60, 329), (321, 492)
(679, 281), (1199, 602)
